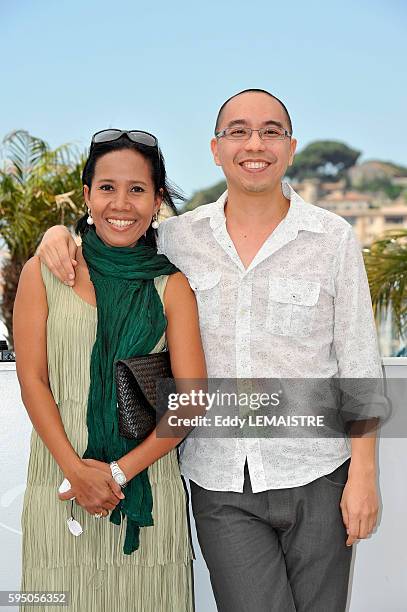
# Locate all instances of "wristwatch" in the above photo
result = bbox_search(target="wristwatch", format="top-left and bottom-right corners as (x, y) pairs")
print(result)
(109, 461), (127, 488)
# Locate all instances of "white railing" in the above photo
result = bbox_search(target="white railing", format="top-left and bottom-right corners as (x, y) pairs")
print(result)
(1, 360), (406, 612)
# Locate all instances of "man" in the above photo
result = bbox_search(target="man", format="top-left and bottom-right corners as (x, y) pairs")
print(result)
(38, 89), (381, 611)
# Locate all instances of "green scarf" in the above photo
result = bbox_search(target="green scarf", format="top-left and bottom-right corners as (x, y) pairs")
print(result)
(82, 229), (178, 554)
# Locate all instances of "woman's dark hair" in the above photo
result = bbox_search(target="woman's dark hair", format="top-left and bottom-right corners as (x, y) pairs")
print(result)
(75, 134), (184, 248)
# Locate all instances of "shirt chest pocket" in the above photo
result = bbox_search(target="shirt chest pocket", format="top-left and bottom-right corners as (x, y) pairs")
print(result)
(188, 271), (222, 328)
(266, 277), (321, 337)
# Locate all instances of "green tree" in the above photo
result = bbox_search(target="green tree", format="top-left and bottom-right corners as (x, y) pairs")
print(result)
(183, 180), (226, 212)
(286, 140), (361, 181)
(0, 130), (84, 345)
(356, 177), (403, 200)
(364, 230), (407, 339)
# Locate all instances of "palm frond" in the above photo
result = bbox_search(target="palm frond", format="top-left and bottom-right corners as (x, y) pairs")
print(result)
(1, 130), (48, 186)
(364, 230), (407, 337)
(0, 131), (84, 258)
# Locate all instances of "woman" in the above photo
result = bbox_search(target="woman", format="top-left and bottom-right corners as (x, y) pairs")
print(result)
(13, 129), (206, 611)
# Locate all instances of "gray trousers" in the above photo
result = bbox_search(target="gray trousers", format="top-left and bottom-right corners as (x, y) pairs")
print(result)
(190, 459), (352, 612)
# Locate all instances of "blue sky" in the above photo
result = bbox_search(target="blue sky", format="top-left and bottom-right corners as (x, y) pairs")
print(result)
(1, 0), (406, 198)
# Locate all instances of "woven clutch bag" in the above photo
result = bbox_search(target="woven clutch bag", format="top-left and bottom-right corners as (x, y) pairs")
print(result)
(115, 351), (173, 440)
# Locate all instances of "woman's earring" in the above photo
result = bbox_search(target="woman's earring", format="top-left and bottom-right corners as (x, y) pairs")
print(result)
(86, 209), (94, 225)
(151, 213), (159, 229)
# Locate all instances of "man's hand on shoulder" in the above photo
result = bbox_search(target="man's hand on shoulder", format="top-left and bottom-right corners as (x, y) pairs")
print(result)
(36, 225), (79, 285)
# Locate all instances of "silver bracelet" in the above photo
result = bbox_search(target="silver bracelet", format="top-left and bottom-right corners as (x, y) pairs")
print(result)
(109, 461), (127, 487)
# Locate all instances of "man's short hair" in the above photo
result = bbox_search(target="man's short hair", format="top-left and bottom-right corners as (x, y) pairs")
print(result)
(214, 88), (293, 135)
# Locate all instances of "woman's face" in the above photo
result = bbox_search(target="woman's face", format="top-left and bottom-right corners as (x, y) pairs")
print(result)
(83, 148), (162, 248)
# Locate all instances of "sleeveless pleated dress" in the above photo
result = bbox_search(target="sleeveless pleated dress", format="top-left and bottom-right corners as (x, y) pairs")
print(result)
(20, 264), (194, 612)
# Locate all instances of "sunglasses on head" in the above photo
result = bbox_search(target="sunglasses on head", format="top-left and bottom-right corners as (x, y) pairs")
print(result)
(91, 129), (158, 148)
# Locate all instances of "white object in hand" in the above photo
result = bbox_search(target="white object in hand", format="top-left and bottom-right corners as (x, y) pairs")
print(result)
(59, 479), (83, 536)
(67, 517), (83, 536)
(58, 478), (75, 500)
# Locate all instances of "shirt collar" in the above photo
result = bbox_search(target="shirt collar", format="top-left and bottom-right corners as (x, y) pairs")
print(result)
(191, 181), (325, 234)
(190, 191), (227, 231)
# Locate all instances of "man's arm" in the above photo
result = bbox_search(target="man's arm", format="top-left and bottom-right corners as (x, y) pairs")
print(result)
(333, 225), (382, 379)
(36, 225), (79, 285)
(333, 224), (381, 545)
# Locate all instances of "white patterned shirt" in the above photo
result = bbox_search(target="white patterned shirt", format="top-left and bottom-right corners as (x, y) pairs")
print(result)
(157, 182), (382, 492)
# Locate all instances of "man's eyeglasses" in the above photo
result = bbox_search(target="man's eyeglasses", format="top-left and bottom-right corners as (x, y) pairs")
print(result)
(215, 126), (291, 141)
(91, 129), (158, 148)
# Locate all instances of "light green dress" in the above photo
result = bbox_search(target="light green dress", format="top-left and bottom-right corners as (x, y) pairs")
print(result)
(20, 264), (194, 612)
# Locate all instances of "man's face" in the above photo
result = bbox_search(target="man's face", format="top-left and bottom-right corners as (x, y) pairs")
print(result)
(211, 92), (297, 195)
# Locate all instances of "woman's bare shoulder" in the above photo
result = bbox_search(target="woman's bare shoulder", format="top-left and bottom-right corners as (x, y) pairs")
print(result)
(17, 256), (46, 296)
(20, 255), (42, 278)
